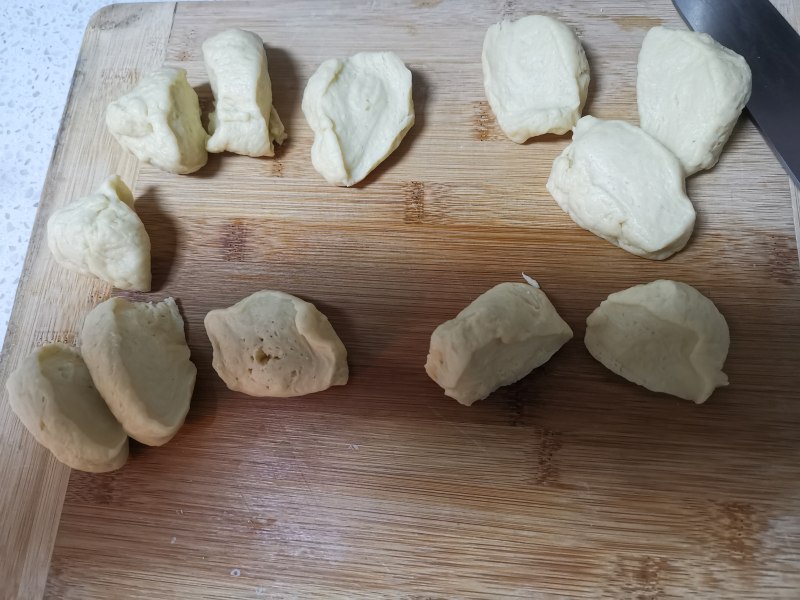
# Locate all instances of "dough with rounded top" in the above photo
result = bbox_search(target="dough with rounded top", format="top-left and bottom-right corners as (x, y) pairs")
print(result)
(425, 280), (573, 406)
(47, 175), (151, 291)
(6, 343), (128, 472)
(547, 115), (696, 260)
(203, 28), (287, 157)
(637, 26), (752, 176)
(106, 67), (208, 174)
(585, 280), (730, 403)
(204, 290), (349, 397)
(302, 51), (414, 186)
(482, 15), (589, 143)
(81, 297), (196, 446)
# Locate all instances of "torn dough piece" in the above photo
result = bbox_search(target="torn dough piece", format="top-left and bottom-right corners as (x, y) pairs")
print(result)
(82, 297), (197, 446)
(302, 51), (415, 186)
(6, 343), (128, 472)
(204, 290), (348, 397)
(47, 175), (151, 292)
(203, 28), (287, 157)
(547, 116), (696, 260)
(637, 26), (752, 176)
(106, 67), (208, 174)
(482, 15), (589, 143)
(425, 280), (573, 406)
(585, 280), (730, 403)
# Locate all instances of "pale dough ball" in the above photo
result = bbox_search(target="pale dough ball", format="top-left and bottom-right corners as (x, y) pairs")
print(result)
(482, 15), (590, 143)
(302, 51), (415, 186)
(203, 28), (287, 157)
(204, 290), (349, 397)
(6, 343), (128, 472)
(637, 27), (752, 176)
(547, 116), (696, 260)
(585, 280), (730, 403)
(47, 175), (151, 292)
(106, 67), (209, 174)
(425, 280), (573, 406)
(81, 297), (197, 446)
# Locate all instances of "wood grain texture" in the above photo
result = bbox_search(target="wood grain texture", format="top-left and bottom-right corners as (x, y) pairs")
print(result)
(0, 1), (798, 598)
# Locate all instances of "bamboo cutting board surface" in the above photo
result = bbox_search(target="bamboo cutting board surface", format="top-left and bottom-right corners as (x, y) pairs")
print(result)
(2, 1), (800, 598)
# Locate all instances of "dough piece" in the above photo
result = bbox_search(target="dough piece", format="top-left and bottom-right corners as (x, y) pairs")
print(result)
(202, 28), (287, 157)
(6, 343), (128, 472)
(106, 67), (208, 174)
(585, 280), (730, 403)
(425, 280), (573, 406)
(302, 52), (415, 186)
(482, 15), (590, 143)
(637, 27), (752, 176)
(81, 297), (197, 446)
(547, 116), (696, 260)
(204, 290), (348, 397)
(47, 175), (151, 291)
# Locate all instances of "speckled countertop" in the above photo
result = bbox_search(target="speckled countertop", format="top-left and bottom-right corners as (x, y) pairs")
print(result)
(0, 1), (171, 348)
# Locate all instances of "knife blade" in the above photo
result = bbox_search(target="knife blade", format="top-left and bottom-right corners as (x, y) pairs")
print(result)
(673, 0), (800, 187)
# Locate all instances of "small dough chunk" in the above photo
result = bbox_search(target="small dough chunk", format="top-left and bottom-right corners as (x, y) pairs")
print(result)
(482, 15), (590, 143)
(425, 281), (573, 406)
(6, 343), (128, 472)
(547, 116), (696, 260)
(106, 67), (208, 174)
(202, 28), (287, 157)
(585, 280), (730, 403)
(637, 27), (752, 176)
(302, 52), (415, 186)
(47, 175), (151, 291)
(82, 297), (197, 446)
(204, 290), (349, 397)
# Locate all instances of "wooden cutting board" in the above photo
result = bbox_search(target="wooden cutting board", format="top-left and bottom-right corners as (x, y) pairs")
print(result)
(2, 1), (800, 598)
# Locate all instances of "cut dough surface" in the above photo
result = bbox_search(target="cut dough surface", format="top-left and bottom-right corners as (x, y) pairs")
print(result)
(204, 290), (348, 397)
(483, 15), (589, 142)
(81, 297), (196, 446)
(6, 343), (128, 472)
(425, 280), (573, 406)
(106, 67), (208, 174)
(585, 280), (730, 403)
(47, 175), (151, 291)
(547, 116), (696, 260)
(203, 28), (287, 157)
(637, 26), (752, 176)
(302, 51), (414, 186)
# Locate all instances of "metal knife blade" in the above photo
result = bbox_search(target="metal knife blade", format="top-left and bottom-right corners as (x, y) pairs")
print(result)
(673, 0), (800, 187)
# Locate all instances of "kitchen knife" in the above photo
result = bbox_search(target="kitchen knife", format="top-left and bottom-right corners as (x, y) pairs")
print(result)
(673, 0), (800, 187)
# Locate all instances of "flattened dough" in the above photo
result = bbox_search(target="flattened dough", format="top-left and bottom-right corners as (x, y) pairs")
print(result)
(6, 343), (128, 472)
(82, 297), (197, 446)
(637, 26), (752, 176)
(203, 28), (287, 157)
(547, 116), (696, 260)
(425, 280), (573, 406)
(302, 52), (414, 186)
(47, 175), (151, 291)
(482, 15), (590, 142)
(106, 67), (208, 174)
(204, 290), (348, 397)
(585, 280), (730, 403)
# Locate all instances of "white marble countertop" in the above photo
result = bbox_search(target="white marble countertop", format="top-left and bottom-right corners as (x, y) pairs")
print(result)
(0, 1), (171, 348)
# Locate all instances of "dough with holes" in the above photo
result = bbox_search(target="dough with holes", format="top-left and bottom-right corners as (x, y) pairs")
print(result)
(585, 280), (730, 403)
(47, 175), (151, 291)
(203, 28), (287, 157)
(6, 343), (128, 472)
(81, 297), (197, 446)
(204, 290), (349, 397)
(425, 279), (572, 406)
(482, 15), (590, 142)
